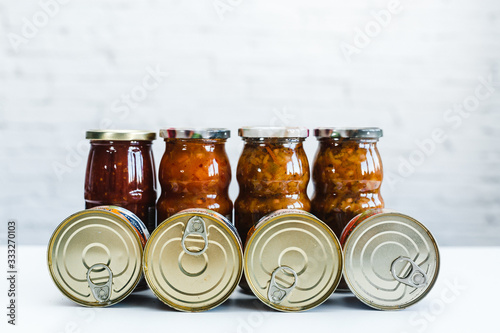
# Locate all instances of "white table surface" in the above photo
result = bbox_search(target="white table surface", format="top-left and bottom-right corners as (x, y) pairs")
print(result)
(2, 246), (497, 333)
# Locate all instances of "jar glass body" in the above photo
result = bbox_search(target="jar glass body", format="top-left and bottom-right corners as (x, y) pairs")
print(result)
(235, 137), (311, 245)
(157, 138), (232, 223)
(311, 138), (384, 238)
(84, 140), (157, 233)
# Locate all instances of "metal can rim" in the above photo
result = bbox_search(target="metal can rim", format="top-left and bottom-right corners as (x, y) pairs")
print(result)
(47, 209), (144, 307)
(244, 209), (343, 312)
(343, 210), (440, 310)
(143, 208), (243, 312)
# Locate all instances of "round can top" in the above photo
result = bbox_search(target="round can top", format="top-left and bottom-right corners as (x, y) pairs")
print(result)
(238, 127), (309, 138)
(314, 127), (383, 139)
(47, 209), (144, 307)
(143, 208), (243, 312)
(244, 209), (343, 312)
(342, 209), (440, 310)
(159, 128), (230, 139)
(86, 130), (156, 141)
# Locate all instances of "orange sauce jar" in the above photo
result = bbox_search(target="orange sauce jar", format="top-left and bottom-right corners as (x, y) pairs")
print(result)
(311, 128), (384, 238)
(311, 128), (384, 291)
(234, 127), (310, 292)
(157, 128), (232, 223)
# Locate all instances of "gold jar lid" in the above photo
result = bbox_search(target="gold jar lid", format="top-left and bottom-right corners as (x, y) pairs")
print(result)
(143, 209), (243, 312)
(342, 209), (440, 310)
(47, 209), (144, 307)
(244, 209), (343, 312)
(86, 130), (156, 141)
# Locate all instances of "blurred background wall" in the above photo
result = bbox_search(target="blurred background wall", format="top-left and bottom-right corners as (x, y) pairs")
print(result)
(0, 0), (499, 245)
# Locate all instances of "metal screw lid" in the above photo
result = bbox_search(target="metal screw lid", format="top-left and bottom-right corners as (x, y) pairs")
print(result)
(314, 127), (383, 139)
(159, 128), (230, 139)
(86, 130), (156, 141)
(238, 127), (309, 138)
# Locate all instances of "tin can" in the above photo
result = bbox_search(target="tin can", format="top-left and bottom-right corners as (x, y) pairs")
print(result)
(143, 208), (243, 312)
(47, 206), (149, 307)
(244, 209), (343, 312)
(341, 209), (440, 310)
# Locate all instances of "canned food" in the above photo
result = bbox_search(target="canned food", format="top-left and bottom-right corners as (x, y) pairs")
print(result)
(341, 209), (440, 310)
(244, 209), (343, 312)
(47, 206), (149, 307)
(143, 209), (243, 312)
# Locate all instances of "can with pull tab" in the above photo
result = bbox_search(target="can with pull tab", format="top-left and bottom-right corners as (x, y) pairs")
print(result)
(143, 208), (243, 312)
(244, 209), (343, 312)
(47, 206), (148, 307)
(340, 209), (440, 310)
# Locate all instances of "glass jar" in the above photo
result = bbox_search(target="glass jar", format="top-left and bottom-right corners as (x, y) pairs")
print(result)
(84, 130), (157, 234)
(235, 127), (310, 292)
(157, 128), (233, 223)
(311, 128), (384, 239)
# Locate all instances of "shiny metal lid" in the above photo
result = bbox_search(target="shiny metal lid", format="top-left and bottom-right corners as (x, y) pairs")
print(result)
(314, 127), (382, 139)
(244, 209), (343, 312)
(238, 127), (309, 138)
(143, 209), (243, 312)
(343, 210), (440, 310)
(86, 130), (156, 141)
(159, 128), (230, 139)
(47, 210), (144, 307)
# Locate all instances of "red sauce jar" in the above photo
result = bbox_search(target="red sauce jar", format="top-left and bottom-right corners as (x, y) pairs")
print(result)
(84, 130), (157, 233)
(156, 128), (233, 223)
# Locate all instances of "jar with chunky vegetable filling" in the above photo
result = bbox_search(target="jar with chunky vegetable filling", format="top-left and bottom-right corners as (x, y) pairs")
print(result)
(85, 130), (157, 234)
(311, 127), (384, 290)
(157, 128), (233, 223)
(235, 127), (310, 292)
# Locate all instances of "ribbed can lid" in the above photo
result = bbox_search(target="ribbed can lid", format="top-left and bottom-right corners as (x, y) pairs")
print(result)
(47, 209), (144, 307)
(143, 208), (243, 312)
(244, 209), (343, 312)
(342, 209), (440, 310)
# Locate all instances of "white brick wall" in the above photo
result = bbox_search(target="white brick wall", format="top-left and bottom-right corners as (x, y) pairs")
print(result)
(0, 0), (499, 245)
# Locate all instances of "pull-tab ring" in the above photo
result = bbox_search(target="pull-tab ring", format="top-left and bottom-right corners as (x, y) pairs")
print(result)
(182, 216), (208, 256)
(87, 264), (113, 303)
(391, 256), (428, 288)
(268, 266), (298, 304)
